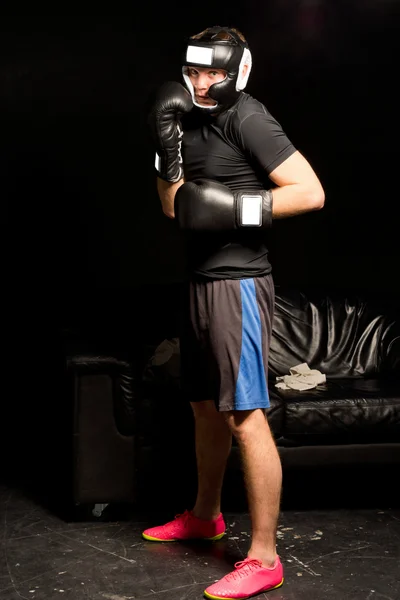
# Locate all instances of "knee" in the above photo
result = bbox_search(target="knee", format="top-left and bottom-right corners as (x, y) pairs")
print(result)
(223, 409), (266, 439)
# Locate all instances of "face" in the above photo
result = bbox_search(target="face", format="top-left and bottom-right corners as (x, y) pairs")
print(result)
(186, 67), (227, 106)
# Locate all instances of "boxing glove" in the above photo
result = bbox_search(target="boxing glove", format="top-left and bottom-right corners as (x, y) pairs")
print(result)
(147, 81), (193, 183)
(175, 179), (273, 232)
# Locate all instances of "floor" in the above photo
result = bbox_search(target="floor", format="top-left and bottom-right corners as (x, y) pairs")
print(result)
(1, 479), (399, 600)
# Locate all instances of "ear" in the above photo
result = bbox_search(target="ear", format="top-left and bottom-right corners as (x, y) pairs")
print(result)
(241, 63), (249, 78)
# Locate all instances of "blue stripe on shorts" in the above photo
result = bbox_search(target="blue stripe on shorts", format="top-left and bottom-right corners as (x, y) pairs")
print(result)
(234, 278), (270, 410)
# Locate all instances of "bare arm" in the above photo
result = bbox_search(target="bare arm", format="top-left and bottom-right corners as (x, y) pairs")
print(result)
(269, 150), (325, 218)
(157, 177), (185, 219)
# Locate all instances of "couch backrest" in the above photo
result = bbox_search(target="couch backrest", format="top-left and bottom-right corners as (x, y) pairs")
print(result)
(269, 288), (400, 378)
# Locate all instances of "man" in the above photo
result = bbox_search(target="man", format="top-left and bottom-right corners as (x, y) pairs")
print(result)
(144, 26), (325, 600)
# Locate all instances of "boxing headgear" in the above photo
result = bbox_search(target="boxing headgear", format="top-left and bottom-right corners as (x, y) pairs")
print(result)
(182, 26), (252, 114)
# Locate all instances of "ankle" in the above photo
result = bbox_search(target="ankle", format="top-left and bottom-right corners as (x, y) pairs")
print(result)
(191, 506), (221, 521)
(247, 548), (277, 569)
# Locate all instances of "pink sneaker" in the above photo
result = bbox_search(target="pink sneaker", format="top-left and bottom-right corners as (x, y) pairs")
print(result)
(142, 510), (226, 542)
(204, 556), (284, 599)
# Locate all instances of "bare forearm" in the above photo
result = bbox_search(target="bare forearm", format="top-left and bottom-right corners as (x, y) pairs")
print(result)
(157, 177), (185, 219)
(271, 182), (325, 219)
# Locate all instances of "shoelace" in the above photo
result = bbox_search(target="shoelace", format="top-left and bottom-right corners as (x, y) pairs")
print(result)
(174, 511), (190, 528)
(226, 558), (263, 581)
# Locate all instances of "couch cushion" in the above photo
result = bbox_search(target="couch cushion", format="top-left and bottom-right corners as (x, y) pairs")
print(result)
(273, 378), (400, 444)
(270, 288), (400, 378)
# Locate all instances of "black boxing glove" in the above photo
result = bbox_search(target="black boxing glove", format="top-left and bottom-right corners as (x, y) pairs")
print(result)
(175, 179), (273, 232)
(147, 81), (193, 183)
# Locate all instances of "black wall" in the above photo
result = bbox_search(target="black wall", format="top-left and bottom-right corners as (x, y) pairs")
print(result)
(2, 6), (399, 327)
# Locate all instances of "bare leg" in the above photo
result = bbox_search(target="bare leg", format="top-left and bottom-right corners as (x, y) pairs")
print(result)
(224, 408), (282, 567)
(190, 400), (232, 521)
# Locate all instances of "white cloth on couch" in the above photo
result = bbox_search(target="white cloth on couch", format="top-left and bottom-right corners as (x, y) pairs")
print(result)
(275, 362), (326, 391)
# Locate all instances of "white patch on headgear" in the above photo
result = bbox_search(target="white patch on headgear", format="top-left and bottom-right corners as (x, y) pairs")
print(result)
(236, 48), (252, 91)
(186, 45), (213, 65)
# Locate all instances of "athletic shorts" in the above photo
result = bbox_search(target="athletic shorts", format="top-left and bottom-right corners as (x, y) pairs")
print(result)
(179, 274), (275, 411)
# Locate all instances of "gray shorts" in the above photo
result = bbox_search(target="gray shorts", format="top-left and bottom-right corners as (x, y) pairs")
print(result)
(179, 275), (275, 411)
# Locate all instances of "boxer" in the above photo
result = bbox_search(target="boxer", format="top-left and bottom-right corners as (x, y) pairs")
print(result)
(145, 25), (325, 600)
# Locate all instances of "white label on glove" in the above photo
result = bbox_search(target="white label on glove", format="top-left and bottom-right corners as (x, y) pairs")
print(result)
(155, 152), (161, 172)
(241, 195), (262, 226)
(186, 45), (213, 65)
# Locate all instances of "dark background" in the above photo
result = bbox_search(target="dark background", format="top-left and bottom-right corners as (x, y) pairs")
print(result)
(1, 5), (399, 333)
(0, 6), (399, 514)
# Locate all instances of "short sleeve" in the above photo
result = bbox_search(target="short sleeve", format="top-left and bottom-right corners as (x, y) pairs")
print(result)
(237, 109), (297, 175)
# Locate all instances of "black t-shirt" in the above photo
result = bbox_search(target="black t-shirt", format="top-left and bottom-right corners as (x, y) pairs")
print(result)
(181, 92), (296, 280)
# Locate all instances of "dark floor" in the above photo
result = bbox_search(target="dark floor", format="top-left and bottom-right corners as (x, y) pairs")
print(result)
(1, 480), (399, 600)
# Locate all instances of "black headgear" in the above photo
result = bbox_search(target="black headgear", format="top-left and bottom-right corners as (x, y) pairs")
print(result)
(182, 26), (252, 114)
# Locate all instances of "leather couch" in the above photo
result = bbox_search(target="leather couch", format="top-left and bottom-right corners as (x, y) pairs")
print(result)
(19, 283), (398, 516)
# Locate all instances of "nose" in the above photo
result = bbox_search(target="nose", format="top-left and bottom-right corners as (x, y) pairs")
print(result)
(195, 73), (209, 92)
